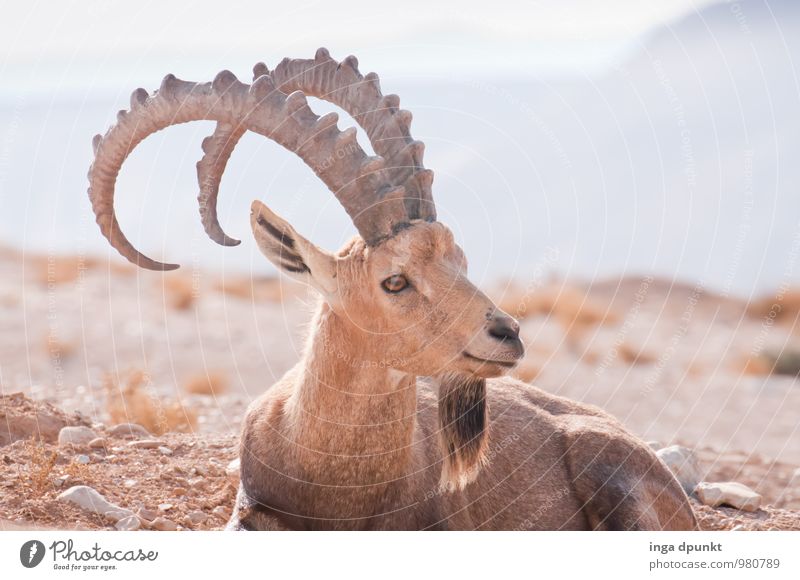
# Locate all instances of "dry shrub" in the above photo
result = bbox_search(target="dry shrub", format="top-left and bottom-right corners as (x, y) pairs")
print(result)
(215, 275), (285, 302)
(618, 343), (656, 365)
(183, 371), (228, 396)
(63, 457), (92, 486)
(496, 284), (616, 329)
(748, 290), (800, 325)
(105, 371), (197, 435)
(43, 330), (75, 362)
(161, 275), (197, 310)
(20, 438), (58, 497)
(736, 356), (773, 376)
(30, 254), (134, 286)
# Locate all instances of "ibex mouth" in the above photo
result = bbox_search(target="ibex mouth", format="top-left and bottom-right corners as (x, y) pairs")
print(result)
(462, 352), (517, 368)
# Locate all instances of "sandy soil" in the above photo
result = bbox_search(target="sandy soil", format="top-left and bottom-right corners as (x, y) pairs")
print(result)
(1, 247), (799, 530)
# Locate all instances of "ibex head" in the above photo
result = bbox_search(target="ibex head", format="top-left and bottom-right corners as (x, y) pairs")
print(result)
(88, 49), (524, 487)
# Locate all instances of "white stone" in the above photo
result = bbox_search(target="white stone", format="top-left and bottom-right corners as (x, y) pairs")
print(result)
(150, 517), (177, 531)
(656, 445), (703, 494)
(108, 423), (151, 439)
(158, 446), (173, 456)
(58, 426), (98, 447)
(696, 481), (762, 512)
(185, 511), (208, 526)
(57, 485), (134, 523)
(115, 515), (141, 531)
(226, 458), (240, 486)
(128, 439), (161, 449)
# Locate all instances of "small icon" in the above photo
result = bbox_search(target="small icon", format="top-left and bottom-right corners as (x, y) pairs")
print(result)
(20, 540), (46, 568)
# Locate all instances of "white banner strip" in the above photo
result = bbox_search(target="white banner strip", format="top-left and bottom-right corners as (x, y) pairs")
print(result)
(1, 531), (798, 579)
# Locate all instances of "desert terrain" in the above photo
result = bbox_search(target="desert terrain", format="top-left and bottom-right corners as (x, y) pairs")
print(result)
(1, 247), (799, 530)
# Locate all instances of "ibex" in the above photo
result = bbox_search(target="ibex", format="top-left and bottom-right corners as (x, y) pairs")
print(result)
(87, 49), (697, 530)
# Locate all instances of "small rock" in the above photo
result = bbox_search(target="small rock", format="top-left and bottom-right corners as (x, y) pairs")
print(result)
(136, 507), (158, 522)
(696, 481), (762, 512)
(128, 439), (161, 449)
(75, 454), (91, 464)
(185, 511), (208, 526)
(226, 458), (240, 486)
(123, 479), (138, 488)
(173, 487), (188, 497)
(656, 445), (703, 494)
(150, 517), (177, 531)
(88, 437), (107, 449)
(54, 475), (70, 487)
(158, 446), (173, 456)
(57, 485), (133, 523)
(115, 515), (141, 531)
(158, 503), (174, 512)
(212, 505), (231, 519)
(108, 423), (152, 439)
(58, 426), (98, 447)
(790, 468), (800, 488)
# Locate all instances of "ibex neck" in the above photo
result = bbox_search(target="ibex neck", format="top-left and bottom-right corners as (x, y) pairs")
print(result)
(286, 302), (417, 483)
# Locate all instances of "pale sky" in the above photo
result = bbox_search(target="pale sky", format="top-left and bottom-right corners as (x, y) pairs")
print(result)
(0, 0), (721, 92)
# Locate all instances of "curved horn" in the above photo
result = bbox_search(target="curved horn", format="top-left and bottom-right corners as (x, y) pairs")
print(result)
(197, 48), (435, 246)
(88, 69), (407, 270)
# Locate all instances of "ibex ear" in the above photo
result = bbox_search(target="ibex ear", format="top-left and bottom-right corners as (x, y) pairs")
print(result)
(250, 200), (338, 296)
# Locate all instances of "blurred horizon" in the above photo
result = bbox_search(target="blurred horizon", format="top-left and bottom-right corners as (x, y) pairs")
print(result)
(2, 0), (800, 298)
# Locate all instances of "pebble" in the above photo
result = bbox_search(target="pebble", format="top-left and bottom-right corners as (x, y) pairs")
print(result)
(185, 511), (208, 526)
(128, 439), (161, 449)
(150, 517), (178, 531)
(656, 445), (703, 494)
(57, 485), (134, 523)
(158, 446), (173, 456)
(75, 454), (91, 465)
(108, 423), (152, 439)
(123, 479), (138, 488)
(696, 481), (762, 512)
(136, 507), (158, 522)
(88, 437), (107, 449)
(790, 468), (800, 488)
(212, 505), (231, 519)
(226, 458), (240, 486)
(158, 503), (174, 512)
(115, 515), (141, 531)
(173, 487), (188, 497)
(58, 426), (99, 447)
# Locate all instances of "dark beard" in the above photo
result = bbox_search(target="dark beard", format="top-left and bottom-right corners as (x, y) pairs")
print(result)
(436, 372), (489, 491)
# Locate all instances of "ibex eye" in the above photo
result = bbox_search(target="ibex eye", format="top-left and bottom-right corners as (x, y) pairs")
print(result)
(382, 274), (409, 293)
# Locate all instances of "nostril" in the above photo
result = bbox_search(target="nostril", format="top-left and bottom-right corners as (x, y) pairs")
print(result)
(488, 316), (520, 342)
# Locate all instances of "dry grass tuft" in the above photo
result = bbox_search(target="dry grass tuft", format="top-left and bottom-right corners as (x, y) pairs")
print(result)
(215, 275), (285, 302)
(496, 284), (616, 328)
(618, 343), (656, 365)
(748, 289), (800, 326)
(161, 275), (197, 310)
(20, 438), (58, 498)
(182, 371), (228, 396)
(105, 371), (197, 435)
(736, 356), (773, 376)
(43, 330), (75, 362)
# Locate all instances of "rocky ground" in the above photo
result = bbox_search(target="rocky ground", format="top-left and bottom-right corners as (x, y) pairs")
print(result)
(1, 393), (799, 531)
(1, 247), (799, 530)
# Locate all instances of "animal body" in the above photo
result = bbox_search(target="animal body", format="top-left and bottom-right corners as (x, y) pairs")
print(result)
(87, 48), (697, 530)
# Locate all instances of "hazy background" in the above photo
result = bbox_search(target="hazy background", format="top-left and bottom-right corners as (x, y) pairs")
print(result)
(1, 0), (799, 298)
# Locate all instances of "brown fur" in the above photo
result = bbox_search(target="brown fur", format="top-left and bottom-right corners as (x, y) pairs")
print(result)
(228, 209), (698, 530)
